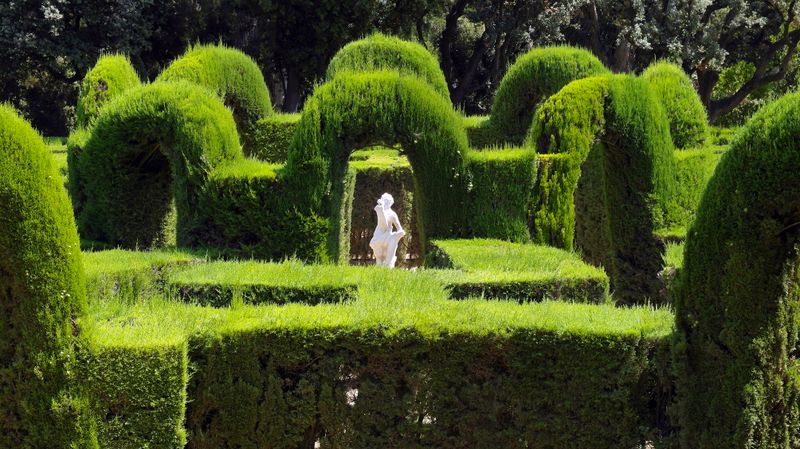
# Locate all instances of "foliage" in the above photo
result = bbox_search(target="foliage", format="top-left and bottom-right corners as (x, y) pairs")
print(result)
(0, 105), (90, 447)
(76, 54), (141, 128)
(641, 61), (708, 149)
(660, 146), (724, 233)
(528, 74), (677, 304)
(466, 148), (537, 241)
(326, 33), (449, 99)
(75, 81), (243, 248)
(283, 70), (471, 260)
(157, 43), (273, 149)
(490, 46), (610, 143)
(428, 239), (609, 303)
(249, 113), (300, 161)
(672, 91), (800, 449)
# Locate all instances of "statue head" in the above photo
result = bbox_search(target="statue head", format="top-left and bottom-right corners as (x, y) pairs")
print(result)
(380, 193), (394, 208)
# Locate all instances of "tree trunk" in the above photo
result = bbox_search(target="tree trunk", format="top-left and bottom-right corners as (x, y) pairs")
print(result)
(283, 66), (300, 113)
(451, 34), (488, 106)
(439, 0), (469, 97)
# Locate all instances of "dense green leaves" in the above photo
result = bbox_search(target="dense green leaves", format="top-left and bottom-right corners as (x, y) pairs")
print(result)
(76, 54), (141, 128)
(642, 61), (709, 149)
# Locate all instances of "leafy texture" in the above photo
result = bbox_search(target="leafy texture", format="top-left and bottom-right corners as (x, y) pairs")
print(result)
(642, 61), (709, 149)
(673, 91), (800, 449)
(75, 54), (141, 128)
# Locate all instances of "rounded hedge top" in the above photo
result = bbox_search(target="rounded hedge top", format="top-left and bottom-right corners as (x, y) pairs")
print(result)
(284, 70), (469, 259)
(642, 61), (708, 149)
(76, 54), (141, 127)
(0, 105), (87, 446)
(326, 33), (449, 99)
(673, 91), (800, 448)
(77, 81), (243, 247)
(491, 46), (609, 143)
(157, 44), (272, 140)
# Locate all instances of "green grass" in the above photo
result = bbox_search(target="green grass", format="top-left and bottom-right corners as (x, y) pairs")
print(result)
(83, 248), (203, 279)
(348, 147), (410, 170)
(662, 241), (684, 269)
(211, 158), (281, 180)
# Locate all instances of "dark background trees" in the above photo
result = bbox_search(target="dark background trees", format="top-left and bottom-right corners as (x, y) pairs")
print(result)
(1, 0), (797, 135)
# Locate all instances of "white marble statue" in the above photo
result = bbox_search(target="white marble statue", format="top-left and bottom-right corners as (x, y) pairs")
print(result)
(369, 193), (406, 268)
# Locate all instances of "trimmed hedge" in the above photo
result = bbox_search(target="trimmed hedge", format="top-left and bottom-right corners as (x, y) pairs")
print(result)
(168, 261), (358, 306)
(660, 146), (724, 236)
(249, 113), (300, 162)
(195, 159), (329, 261)
(466, 148), (537, 241)
(75, 81), (243, 248)
(157, 43), (273, 151)
(82, 339), (188, 449)
(428, 239), (610, 303)
(76, 54), (141, 128)
(463, 115), (502, 148)
(326, 33), (449, 99)
(528, 74), (677, 304)
(283, 71), (471, 261)
(673, 91), (800, 448)
(490, 46), (609, 143)
(0, 105), (90, 447)
(642, 61), (709, 149)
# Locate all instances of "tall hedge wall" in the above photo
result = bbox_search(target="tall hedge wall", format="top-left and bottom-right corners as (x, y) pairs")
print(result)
(157, 44), (272, 152)
(326, 33), (450, 99)
(490, 46), (609, 144)
(283, 71), (470, 261)
(642, 61), (709, 149)
(76, 54), (141, 128)
(528, 75), (677, 304)
(75, 81), (243, 248)
(0, 105), (90, 447)
(673, 92), (800, 448)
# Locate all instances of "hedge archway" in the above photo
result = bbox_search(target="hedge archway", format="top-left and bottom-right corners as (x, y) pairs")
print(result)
(642, 61), (709, 149)
(673, 92), (800, 449)
(0, 105), (88, 447)
(528, 74), (676, 304)
(490, 46), (609, 143)
(283, 71), (470, 261)
(157, 44), (272, 148)
(76, 54), (141, 128)
(326, 33), (450, 99)
(76, 81), (243, 247)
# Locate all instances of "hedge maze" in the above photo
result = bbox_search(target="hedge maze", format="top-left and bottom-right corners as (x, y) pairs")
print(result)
(3, 34), (792, 449)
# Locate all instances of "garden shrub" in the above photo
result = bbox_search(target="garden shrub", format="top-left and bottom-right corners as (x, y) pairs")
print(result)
(466, 148), (537, 241)
(673, 91), (800, 449)
(326, 33), (449, 99)
(157, 43), (273, 150)
(528, 74), (677, 304)
(283, 71), (471, 261)
(427, 239), (609, 303)
(642, 61), (709, 149)
(195, 159), (329, 261)
(83, 338), (188, 449)
(490, 46), (609, 143)
(76, 54), (141, 128)
(0, 105), (90, 447)
(463, 115), (503, 148)
(75, 81), (243, 248)
(249, 113), (300, 161)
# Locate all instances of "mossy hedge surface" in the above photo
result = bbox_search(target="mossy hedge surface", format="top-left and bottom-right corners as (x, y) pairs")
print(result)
(75, 81), (243, 248)
(529, 74), (677, 304)
(673, 92), (800, 448)
(642, 62), (709, 149)
(249, 113), (300, 162)
(326, 33), (449, 99)
(0, 105), (90, 447)
(490, 46), (609, 143)
(76, 54), (141, 128)
(157, 44), (273, 150)
(284, 71), (471, 260)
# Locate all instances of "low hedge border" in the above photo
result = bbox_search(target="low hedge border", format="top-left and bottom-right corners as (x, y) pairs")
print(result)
(249, 113), (300, 162)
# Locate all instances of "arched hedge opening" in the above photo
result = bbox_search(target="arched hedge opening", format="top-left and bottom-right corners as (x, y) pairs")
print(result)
(673, 92), (800, 449)
(157, 44), (272, 150)
(76, 54), (141, 128)
(490, 46), (610, 144)
(326, 33), (450, 100)
(0, 105), (89, 447)
(283, 71), (470, 261)
(528, 75), (676, 304)
(76, 81), (243, 248)
(642, 61), (709, 149)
